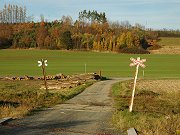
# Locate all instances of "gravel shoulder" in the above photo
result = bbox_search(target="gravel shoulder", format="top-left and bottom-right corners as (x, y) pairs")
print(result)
(0, 78), (129, 135)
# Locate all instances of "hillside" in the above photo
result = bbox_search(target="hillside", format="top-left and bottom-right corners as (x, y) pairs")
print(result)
(150, 37), (180, 54)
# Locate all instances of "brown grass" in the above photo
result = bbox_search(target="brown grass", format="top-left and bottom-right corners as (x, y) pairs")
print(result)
(0, 80), (93, 119)
(150, 46), (180, 54)
(136, 79), (180, 93)
(151, 37), (180, 54)
(112, 79), (180, 135)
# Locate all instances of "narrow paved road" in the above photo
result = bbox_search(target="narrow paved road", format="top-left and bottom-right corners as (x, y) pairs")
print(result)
(0, 78), (129, 135)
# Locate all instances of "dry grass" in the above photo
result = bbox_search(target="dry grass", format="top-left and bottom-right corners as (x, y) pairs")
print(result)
(151, 37), (180, 54)
(0, 105), (30, 118)
(112, 79), (180, 135)
(136, 79), (180, 93)
(150, 46), (180, 54)
(0, 80), (93, 119)
(158, 37), (180, 46)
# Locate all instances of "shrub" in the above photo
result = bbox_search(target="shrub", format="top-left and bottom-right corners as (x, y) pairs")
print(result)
(119, 47), (150, 54)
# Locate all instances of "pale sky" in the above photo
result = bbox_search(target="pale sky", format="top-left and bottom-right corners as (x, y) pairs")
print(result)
(0, 0), (180, 30)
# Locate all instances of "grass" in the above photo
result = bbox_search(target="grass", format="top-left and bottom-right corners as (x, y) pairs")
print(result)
(0, 80), (93, 118)
(158, 37), (180, 46)
(112, 79), (180, 135)
(0, 49), (180, 78)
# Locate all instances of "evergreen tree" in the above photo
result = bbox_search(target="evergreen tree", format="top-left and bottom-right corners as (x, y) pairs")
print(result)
(61, 31), (73, 50)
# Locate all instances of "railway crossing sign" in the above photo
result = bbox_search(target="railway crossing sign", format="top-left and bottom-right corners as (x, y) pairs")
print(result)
(38, 59), (48, 93)
(38, 59), (48, 67)
(130, 57), (146, 68)
(129, 57), (146, 112)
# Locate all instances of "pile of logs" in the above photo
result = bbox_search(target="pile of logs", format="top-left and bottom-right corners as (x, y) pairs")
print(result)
(0, 73), (101, 81)
(0, 73), (102, 89)
(47, 73), (101, 89)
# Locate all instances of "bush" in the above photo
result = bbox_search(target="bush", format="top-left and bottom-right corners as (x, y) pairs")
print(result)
(119, 47), (150, 54)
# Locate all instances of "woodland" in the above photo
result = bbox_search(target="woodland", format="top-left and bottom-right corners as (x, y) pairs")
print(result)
(1, 4), (180, 53)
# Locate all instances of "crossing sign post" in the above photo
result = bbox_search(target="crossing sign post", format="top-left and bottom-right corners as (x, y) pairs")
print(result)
(129, 57), (146, 112)
(38, 59), (48, 93)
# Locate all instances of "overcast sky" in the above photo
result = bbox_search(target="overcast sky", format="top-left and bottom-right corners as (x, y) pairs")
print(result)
(0, 0), (180, 30)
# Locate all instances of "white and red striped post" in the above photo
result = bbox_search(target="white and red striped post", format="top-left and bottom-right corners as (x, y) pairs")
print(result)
(129, 57), (146, 112)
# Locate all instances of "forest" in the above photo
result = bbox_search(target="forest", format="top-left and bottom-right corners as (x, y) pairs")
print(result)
(0, 4), (180, 53)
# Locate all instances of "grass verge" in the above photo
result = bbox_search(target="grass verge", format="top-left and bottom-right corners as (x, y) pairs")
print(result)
(112, 79), (180, 135)
(0, 80), (93, 118)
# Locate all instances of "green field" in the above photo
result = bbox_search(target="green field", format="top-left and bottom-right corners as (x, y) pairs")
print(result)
(0, 49), (180, 78)
(158, 37), (180, 46)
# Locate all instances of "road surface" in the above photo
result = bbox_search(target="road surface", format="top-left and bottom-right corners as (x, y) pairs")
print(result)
(0, 78), (129, 135)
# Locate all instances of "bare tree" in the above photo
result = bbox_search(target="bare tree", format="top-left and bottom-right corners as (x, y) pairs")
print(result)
(0, 4), (27, 23)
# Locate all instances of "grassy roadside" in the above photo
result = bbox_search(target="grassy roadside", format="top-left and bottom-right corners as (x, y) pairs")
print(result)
(0, 80), (93, 119)
(112, 79), (180, 135)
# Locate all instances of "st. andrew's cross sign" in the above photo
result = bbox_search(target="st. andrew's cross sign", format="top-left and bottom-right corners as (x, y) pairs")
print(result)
(38, 59), (48, 67)
(129, 57), (146, 112)
(130, 57), (146, 68)
(38, 59), (48, 92)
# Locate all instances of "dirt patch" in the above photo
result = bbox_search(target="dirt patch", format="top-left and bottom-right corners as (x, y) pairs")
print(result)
(136, 79), (180, 93)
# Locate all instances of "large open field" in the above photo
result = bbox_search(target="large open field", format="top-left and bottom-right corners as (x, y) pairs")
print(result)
(158, 37), (180, 46)
(151, 37), (180, 54)
(0, 49), (180, 78)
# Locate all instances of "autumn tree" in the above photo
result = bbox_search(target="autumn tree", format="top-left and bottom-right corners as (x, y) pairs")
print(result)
(0, 7), (156, 53)
(36, 22), (48, 48)
(0, 24), (13, 48)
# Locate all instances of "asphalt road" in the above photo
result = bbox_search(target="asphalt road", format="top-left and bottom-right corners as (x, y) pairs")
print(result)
(0, 78), (129, 135)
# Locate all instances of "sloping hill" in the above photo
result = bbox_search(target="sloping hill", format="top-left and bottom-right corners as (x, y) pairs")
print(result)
(150, 37), (180, 54)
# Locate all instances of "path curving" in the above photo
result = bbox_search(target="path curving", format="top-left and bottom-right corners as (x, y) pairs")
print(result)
(0, 78), (129, 135)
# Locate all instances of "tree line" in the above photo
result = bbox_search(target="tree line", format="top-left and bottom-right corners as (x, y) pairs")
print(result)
(78, 10), (107, 24)
(155, 29), (180, 37)
(1, 5), (179, 53)
(0, 4), (26, 23)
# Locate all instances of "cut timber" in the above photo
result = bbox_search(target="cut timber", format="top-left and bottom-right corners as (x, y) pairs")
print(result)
(127, 128), (137, 135)
(0, 117), (12, 125)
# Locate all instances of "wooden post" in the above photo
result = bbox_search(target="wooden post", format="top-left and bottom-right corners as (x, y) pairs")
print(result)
(129, 64), (139, 112)
(85, 63), (86, 73)
(41, 60), (48, 93)
(99, 70), (102, 78)
(38, 59), (48, 95)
